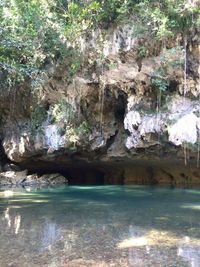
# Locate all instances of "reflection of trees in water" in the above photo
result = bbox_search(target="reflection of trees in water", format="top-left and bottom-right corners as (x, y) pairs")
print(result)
(127, 225), (151, 267)
(2, 205), (62, 253)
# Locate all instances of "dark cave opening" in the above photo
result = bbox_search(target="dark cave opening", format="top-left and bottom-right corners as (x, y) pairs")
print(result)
(17, 158), (200, 187)
(66, 168), (106, 185)
(0, 140), (14, 171)
(114, 91), (127, 121)
(19, 160), (125, 185)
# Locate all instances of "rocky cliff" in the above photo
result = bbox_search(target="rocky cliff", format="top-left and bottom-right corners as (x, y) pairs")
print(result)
(0, 23), (199, 185)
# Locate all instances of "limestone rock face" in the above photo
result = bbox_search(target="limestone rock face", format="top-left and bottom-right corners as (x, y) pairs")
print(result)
(123, 163), (200, 186)
(124, 111), (141, 133)
(168, 113), (198, 146)
(0, 23), (199, 186)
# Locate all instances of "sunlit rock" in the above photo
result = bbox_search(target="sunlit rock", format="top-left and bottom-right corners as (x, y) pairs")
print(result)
(0, 171), (67, 186)
(0, 170), (27, 185)
(25, 173), (68, 185)
(168, 113), (198, 146)
(197, 118), (200, 131)
(45, 124), (65, 151)
(124, 111), (141, 133)
(139, 115), (163, 136)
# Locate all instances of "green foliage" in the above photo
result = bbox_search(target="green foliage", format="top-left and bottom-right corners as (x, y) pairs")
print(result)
(31, 105), (47, 133)
(105, 59), (118, 70)
(0, 0), (199, 90)
(50, 99), (91, 137)
(96, 0), (130, 25)
(159, 46), (184, 67)
(0, 0), (82, 88)
(63, 1), (102, 36)
(137, 46), (147, 58)
(65, 120), (91, 148)
(50, 99), (76, 124)
(194, 111), (200, 118)
(134, 0), (199, 40)
(151, 46), (183, 91)
(75, 121), (91, 136)
(151, 76), (169, 92)
(66, 49), (81, 80)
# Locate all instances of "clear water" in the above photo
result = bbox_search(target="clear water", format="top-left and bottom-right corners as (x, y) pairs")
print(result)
(0, 185), (200, 267)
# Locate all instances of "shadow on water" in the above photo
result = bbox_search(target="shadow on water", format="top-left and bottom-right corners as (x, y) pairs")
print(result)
(0, 185), (200, 266)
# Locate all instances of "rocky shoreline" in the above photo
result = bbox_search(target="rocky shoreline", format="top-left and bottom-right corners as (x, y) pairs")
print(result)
(0, 166), (67, 187)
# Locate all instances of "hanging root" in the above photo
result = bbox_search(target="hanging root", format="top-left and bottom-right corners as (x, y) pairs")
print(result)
(183, 143), (187, 166)
(197, 131), (200, 168)
(99, 81), (105, 134)
(183, 35), (187, 98)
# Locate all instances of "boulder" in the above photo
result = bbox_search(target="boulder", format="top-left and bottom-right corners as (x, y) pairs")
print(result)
(25, 173), (68, 185)
(0, 171), (68, 186)
(0, 170), (27, 185)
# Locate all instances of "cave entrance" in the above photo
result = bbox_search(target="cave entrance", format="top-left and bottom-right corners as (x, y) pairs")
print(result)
(0, 140), (13, 170)
(20, 160), (124, 185)
(65, 167), (106, 185)
(19, 159), (200, 187)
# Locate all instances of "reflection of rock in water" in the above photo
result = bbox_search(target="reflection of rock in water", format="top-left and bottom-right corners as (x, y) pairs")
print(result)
(178, 243), (200, 267)
(4, 207), (11, 228)
(3, 207), (21, 234)
(129, 225), (146, 237)
(128, 225), (148, 266)
(14, 214), (21, 234)
(129, 248), (149, 267)
(41, 222), (60, 251)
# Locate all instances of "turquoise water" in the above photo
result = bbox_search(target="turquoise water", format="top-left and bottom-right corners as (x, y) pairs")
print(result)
(0, 185), (200, 267)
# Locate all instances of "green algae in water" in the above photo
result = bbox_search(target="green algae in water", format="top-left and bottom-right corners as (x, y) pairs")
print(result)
(0, 185), (200, 267)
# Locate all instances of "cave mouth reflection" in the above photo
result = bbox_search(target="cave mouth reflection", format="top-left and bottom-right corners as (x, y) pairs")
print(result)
(0, 185), (200, 267)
